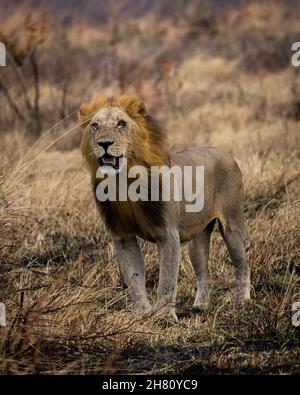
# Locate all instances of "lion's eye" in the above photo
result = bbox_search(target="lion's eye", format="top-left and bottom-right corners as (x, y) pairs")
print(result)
(117, 120), (126, 128)
(91, 122), (99, 130)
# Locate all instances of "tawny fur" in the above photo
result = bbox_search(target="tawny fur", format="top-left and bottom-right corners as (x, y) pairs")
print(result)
(79, 95), (251, 321)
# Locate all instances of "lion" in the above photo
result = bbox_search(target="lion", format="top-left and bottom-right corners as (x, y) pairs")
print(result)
(79, 95), (250, 321)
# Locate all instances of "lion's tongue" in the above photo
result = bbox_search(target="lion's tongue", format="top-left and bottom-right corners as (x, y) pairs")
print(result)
(103, 156), (116, 166)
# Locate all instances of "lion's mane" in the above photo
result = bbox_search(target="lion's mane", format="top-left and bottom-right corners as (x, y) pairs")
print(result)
(79, 95), (169, 238)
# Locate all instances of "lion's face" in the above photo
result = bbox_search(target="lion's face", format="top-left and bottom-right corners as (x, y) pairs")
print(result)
(88, 106), (135, 172)
(79, 95), (168, 180)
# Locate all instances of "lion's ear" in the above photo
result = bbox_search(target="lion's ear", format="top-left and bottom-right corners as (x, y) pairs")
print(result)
(78, 102), (92, 128)
(117, 95), (147, 118)
(134, 98), (147, 116)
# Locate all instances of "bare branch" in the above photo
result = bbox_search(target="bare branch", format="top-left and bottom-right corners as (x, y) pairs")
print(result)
(0, 77), (24, 121)
(6, 50), (33, 113)
(29, 47), (41, 135)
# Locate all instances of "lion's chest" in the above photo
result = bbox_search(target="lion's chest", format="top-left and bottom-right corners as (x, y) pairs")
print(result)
(96, 199), (165, 242)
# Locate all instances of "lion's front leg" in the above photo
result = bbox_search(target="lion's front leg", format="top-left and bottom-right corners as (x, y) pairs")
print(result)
(155, 230), (181, 322)
(113, 235), (152, 314)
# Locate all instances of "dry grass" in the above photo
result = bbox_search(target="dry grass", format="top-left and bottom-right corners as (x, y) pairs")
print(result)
(0, 0), (300, 374)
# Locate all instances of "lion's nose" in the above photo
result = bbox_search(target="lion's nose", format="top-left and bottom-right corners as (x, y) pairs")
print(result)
(97, 141), (114, 152)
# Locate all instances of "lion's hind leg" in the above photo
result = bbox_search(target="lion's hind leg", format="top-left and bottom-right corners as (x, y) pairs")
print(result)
(218, 217), (251, 301)
(189, 219), (215, 309)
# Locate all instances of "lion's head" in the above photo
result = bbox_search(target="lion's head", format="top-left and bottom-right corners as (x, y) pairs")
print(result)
(79, 95), (168, 181)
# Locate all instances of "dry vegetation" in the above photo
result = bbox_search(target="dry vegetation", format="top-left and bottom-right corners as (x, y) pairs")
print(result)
(0, 0), (299, 374)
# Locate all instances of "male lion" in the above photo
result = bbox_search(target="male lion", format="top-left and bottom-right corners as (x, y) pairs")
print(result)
(79, 95), (250, 321)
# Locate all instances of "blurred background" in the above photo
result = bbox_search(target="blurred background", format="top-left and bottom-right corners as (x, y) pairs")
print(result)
(1, 0), (300, 147)
(0, 0), (299, 374)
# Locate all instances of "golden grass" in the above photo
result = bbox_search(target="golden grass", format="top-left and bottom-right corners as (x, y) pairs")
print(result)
(1, 64), (299, 374)
(0, 1), (300, 374)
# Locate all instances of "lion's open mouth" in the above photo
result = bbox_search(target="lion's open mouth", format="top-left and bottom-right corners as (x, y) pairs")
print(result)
(97, 154), (124, 170)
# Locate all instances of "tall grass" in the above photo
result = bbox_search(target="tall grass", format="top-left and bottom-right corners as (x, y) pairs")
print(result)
(0, 0), (299, 374)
